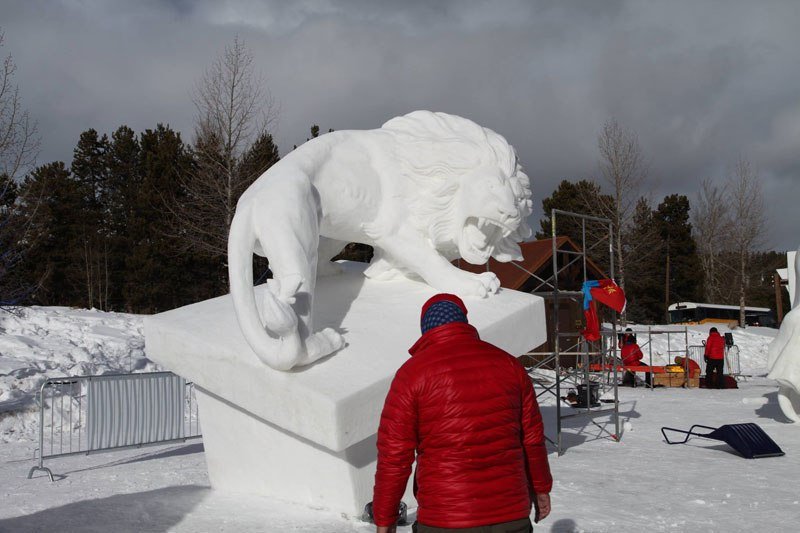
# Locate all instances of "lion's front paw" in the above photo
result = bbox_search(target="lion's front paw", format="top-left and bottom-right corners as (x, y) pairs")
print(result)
(440, 271), (500, 299)
(473, 271), (501, 297)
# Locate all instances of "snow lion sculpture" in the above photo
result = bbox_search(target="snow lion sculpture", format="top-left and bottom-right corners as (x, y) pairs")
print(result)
(768, 246), (800, 423)
(228, 110), (533, 371)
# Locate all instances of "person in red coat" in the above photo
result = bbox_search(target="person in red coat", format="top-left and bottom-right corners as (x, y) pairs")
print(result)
(620, 329), (645, 386)
(372, 293), (552, 533)
(704, 327), (726, 389)
(620, 330), (644, 367)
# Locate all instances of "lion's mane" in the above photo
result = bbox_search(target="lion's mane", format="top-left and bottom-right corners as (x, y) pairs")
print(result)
(381, 111), (532, 257)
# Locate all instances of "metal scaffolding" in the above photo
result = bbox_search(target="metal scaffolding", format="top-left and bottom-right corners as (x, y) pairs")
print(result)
(526, 209), (620, 456)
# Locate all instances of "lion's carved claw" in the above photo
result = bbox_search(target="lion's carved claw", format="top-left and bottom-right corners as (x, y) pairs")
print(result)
(436, 271), (500, 299)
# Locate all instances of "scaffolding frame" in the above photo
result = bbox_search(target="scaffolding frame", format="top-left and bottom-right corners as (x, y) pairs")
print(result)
(526, 209), (620, 456)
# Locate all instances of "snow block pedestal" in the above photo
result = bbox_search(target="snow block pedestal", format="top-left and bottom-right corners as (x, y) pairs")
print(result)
(144, 264), (546, 516)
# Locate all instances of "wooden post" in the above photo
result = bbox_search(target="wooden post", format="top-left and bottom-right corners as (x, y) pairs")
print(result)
(775, 272), (784, 325)
(664, 252), (670, 323)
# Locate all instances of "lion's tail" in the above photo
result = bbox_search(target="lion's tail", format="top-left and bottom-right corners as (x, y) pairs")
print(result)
(228, 205), (302, 371)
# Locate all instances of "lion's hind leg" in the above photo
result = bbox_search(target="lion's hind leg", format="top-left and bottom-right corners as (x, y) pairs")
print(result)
(305, 327), (346, 364)
(253, 173), (344, 367)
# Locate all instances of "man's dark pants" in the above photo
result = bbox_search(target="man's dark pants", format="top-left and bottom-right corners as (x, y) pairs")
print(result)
(705, 359), (725, 389)
(412, 517), (532, 533)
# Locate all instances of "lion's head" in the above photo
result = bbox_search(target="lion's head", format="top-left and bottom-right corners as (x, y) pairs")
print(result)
(382, 110), (533, 265)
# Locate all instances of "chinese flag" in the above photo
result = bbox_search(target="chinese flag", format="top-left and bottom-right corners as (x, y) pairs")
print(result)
(590, 279), (626, 313)
(581, 301), (601, 342)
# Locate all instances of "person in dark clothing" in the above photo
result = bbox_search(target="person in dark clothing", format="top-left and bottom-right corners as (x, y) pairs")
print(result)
(704, 327), (726, 389)
(620, 327), (636, 348)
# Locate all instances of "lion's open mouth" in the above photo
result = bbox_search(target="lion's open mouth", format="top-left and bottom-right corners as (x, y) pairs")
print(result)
(461, 217), (513, 263)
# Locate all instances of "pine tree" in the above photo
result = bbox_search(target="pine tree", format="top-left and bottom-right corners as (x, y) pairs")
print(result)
(237, 132), (280, 193)
(71, 129), (111, 309)
(0, 173), (24, 305)
(623, 198), (663, 323)
(15, 162), (87, 305)
(236, 131), (281, 285)
(622, 195), (702, 323)
(655, 194), (703, 320)
(125, 124), (210, 311)
(104, 125), (141, 309)
(536, 179), (612, 241)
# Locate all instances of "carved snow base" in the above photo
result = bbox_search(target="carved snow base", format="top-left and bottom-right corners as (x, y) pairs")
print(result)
(144, 262), (546, 514)
(195, 387), (399, 516)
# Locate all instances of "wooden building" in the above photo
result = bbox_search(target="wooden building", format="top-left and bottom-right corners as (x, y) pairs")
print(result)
(456, 236), (607, 361)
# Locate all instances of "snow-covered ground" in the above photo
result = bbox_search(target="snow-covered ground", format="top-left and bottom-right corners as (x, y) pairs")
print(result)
(1, 307), (798, 532)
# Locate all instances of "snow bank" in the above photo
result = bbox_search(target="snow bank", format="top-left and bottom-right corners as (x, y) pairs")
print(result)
(0, 306), (154, 442)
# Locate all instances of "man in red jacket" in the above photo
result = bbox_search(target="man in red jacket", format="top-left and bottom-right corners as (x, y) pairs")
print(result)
(704, 327), (726, 389)
(372, 294), (552, 532)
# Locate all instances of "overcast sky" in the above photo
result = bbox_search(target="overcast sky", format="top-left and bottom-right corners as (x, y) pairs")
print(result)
(3, 0), (799, 251)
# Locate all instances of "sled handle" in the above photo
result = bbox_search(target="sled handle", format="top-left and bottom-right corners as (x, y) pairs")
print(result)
(661, 424), (717, 444)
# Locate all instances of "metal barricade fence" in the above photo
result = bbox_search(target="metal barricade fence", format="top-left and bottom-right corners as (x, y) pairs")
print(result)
(687, 345), (741, 377)
(28, 371), (201, 481)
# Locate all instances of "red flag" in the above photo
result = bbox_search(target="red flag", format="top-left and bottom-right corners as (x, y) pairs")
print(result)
(590, 279), (626, 313)
(581, 301), (601, 342)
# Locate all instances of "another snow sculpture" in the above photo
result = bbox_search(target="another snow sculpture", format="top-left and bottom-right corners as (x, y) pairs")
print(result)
(228, 110), (533, 371)
(768, 246), (800, 423)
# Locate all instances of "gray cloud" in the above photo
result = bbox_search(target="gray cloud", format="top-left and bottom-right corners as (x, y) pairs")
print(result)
(2, 0), (798, 250)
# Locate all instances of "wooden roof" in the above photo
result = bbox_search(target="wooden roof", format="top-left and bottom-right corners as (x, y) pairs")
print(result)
(455, 236), (606, 291)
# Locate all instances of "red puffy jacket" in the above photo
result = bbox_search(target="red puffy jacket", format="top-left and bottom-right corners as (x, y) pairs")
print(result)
(372, 310), (552, 528)
(704, 331), (725, 360)
(621, 342), (644, 366)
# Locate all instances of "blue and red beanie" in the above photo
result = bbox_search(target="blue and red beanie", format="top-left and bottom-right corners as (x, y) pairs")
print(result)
(420, 293), (468, 334)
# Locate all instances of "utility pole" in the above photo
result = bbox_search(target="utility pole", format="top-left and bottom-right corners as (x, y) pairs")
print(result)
(664, 253), (671, 323)
(775, 272), (784, 325)
(664, 238), (671, 323)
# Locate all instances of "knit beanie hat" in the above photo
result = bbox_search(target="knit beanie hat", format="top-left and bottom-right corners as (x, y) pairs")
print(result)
(420, 294), (468, 334)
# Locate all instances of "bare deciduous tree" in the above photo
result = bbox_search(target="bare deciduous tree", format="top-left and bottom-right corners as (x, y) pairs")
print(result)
(0, 29), (39, 180)
(171, 36), (277, 263)
(1, 28), (40, 307)
(592, 118), (648, 321)
(692, 178), (732, 303)
(728, 158), (767, 326)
